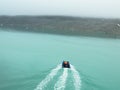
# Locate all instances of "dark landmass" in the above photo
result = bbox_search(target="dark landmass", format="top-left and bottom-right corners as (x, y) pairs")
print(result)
(0, 16), (120, 38)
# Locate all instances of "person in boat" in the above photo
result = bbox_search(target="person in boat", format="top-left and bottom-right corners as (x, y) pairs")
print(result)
(62, 61), (70, 68)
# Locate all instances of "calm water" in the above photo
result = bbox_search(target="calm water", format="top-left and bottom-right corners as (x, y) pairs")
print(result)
(0, 30), (120, 90)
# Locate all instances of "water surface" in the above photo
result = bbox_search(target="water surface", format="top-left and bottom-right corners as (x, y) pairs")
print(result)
(0, 30), (120, 90)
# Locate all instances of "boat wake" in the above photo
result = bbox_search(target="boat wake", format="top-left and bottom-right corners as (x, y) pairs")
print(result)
(34, 64), (81, 90)
(71, 65), (81, 90)
(34, 64), (61, 90)
(54, 68), (68, 90)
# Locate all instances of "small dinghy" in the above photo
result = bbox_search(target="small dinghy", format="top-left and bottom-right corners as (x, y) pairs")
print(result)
(62, 61), (70, 68)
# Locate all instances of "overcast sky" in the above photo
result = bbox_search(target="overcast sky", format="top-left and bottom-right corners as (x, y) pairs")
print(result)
(0, 0), (120, 18)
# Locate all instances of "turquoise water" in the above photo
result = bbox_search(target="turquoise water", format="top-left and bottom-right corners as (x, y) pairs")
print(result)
(0, 30), (120, 90)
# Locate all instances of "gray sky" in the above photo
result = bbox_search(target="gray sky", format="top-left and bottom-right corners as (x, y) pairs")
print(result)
(0, 0), (120, 18)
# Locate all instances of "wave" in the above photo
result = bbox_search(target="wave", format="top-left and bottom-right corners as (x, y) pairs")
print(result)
(71, 65), (81, 90)
(34, 64), (61, 90)
(34, 64), (81, 90)
(54, 68), (68, 90)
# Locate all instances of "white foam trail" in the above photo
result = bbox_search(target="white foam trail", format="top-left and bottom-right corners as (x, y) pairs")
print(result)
(71, 65), (81, 90)
(34, 64), (61, 90)
(54, 68), (68, 90)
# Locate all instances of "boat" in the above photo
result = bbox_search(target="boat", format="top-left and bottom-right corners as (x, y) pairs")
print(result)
(62, 61), (70, 68)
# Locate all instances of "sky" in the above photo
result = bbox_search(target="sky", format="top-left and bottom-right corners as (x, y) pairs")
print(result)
(0, 0), (120, 18)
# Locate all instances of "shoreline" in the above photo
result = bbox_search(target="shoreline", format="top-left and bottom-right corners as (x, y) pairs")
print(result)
(0, 16), (120, 38)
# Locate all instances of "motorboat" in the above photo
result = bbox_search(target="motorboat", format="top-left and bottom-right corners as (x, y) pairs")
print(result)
(62, 61), (70, 68)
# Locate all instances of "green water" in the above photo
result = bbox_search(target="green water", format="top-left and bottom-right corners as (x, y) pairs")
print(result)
(0, 30), (120, 90)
